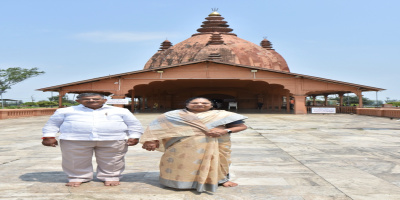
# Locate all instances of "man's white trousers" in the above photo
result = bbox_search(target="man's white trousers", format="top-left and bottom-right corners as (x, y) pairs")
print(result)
(60, 140), (128, 183)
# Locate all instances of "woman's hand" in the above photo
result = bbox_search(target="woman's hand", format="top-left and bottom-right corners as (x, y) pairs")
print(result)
(142, 140), (159, 151)
(205, 124), (247, 137)
(205, 128), (228, 137)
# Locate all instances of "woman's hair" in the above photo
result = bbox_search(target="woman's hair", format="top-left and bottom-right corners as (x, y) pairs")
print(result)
(185, 97), (215, 110)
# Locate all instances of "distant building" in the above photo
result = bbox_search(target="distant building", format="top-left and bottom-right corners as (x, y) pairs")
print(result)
(1, 99), (20, 107)
(37, 11), (383, 114)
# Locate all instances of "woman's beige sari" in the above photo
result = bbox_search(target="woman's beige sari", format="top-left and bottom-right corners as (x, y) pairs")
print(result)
(140, 109), (247, 192)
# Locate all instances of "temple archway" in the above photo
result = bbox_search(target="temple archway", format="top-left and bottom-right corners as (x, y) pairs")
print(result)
(130, 79), (290, 112)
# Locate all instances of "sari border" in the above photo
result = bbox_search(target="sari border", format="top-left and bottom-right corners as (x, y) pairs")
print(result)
(160, 177), (218, 192)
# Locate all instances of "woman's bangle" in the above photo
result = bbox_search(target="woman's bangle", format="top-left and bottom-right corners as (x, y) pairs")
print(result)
(42, 137), (55, 139)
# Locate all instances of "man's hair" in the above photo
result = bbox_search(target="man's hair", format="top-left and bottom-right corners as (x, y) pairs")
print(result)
(76, 93), (105, 99)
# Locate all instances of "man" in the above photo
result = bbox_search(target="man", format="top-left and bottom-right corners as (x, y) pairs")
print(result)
(42, 93), (143, 187)
(257, 95), (264, 110)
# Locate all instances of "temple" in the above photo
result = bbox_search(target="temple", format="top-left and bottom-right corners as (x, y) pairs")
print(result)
(37, 11), (384, 114)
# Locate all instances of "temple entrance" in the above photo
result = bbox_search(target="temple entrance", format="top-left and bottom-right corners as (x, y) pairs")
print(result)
(130, 79), (291, 113)
(201, 93), (235, 110)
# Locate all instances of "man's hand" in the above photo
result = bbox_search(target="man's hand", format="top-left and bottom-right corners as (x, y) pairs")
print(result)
(42, 138), (58, 147)
(142, 140), (159, 151)
(126, 138), (139, 146)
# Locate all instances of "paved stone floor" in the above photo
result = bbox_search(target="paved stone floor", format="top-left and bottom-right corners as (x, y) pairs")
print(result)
(1, 113), (400, 199)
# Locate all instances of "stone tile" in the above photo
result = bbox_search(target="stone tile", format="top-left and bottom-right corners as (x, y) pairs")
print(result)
(284, 176), (331, 186)
(235, 177), (290, 186)
(302, 195), (351, 200)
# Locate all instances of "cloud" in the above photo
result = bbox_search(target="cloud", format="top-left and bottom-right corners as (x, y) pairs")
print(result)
(74, 31), (175, 42)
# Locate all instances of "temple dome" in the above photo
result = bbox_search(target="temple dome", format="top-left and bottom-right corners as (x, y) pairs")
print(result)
(144, 11), (289, 72)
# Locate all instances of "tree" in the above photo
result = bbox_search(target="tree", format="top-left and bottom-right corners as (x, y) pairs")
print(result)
(37, 100), (58, 107)
(48, 95), (78, 106)
(0, 67), (45, 108)
(328, 95), (380, 106)
(21, 102), (38, 107)
(48, 95), (75, 104)
(391, 102), (400, 107)
(385, 97), (399, 103)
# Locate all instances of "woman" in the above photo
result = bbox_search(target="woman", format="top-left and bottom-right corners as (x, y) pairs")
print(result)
(141, 97), (247, 192)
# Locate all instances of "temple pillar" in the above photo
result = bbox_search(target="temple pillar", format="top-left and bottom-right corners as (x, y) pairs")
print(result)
(324, 94), (328, 106)
(293, 95), (307, 114)
(268, 94), (273, 110)
(286, 94), (290, 113)
(58, 91), (67, 108)
(271, 94), (275, 110)
(356, 92), (363, 108)
(278, 95), (282, 111)
(264, 94), (269, 110)
(147, 96), (154, 110)
(358, 95), (363, 108)
(312, 95), (317, 106)
(141, 96), (147, 110)
(338, 93), (344, 106)
(130, 90), (135, 112)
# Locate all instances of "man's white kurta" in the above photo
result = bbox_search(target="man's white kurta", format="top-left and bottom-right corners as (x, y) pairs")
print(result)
(42, 104), (143, 140)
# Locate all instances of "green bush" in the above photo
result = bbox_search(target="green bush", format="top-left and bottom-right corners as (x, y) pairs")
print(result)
(387, 102), (400, 107)
(62, 102), (79, 107)
(37, 101), (58, 107)
(21, 102), (38, 106)
(4, 106), (21, 109)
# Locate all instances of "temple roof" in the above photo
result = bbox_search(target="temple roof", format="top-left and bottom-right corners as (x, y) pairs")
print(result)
(37, 60), (384, 92)
(144, 11), (290, 72)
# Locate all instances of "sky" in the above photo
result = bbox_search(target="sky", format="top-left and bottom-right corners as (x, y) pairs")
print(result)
(1, 0), (399, 102)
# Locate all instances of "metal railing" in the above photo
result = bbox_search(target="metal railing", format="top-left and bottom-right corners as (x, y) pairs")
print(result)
(306, 106), (356, 114)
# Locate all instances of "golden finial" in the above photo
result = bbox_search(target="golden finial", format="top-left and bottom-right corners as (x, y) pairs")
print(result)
(209, 8), (221, 16)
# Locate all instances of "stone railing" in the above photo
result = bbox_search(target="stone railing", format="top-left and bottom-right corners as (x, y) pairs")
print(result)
(2, 107), (399, 119)
(357, 108), (400, 118)
(0, 108), (57, 120)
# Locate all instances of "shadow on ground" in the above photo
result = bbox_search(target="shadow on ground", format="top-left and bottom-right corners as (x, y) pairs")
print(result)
(19, 172), (162, 185)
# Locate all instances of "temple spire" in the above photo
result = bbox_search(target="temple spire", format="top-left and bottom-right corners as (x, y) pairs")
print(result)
(193, 10), (236, 36)
(260, 38), (274, 50)
(159, 39), (172, 51)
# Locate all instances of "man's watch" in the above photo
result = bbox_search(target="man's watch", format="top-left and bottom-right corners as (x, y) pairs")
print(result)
(224, 129), (232, 134)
